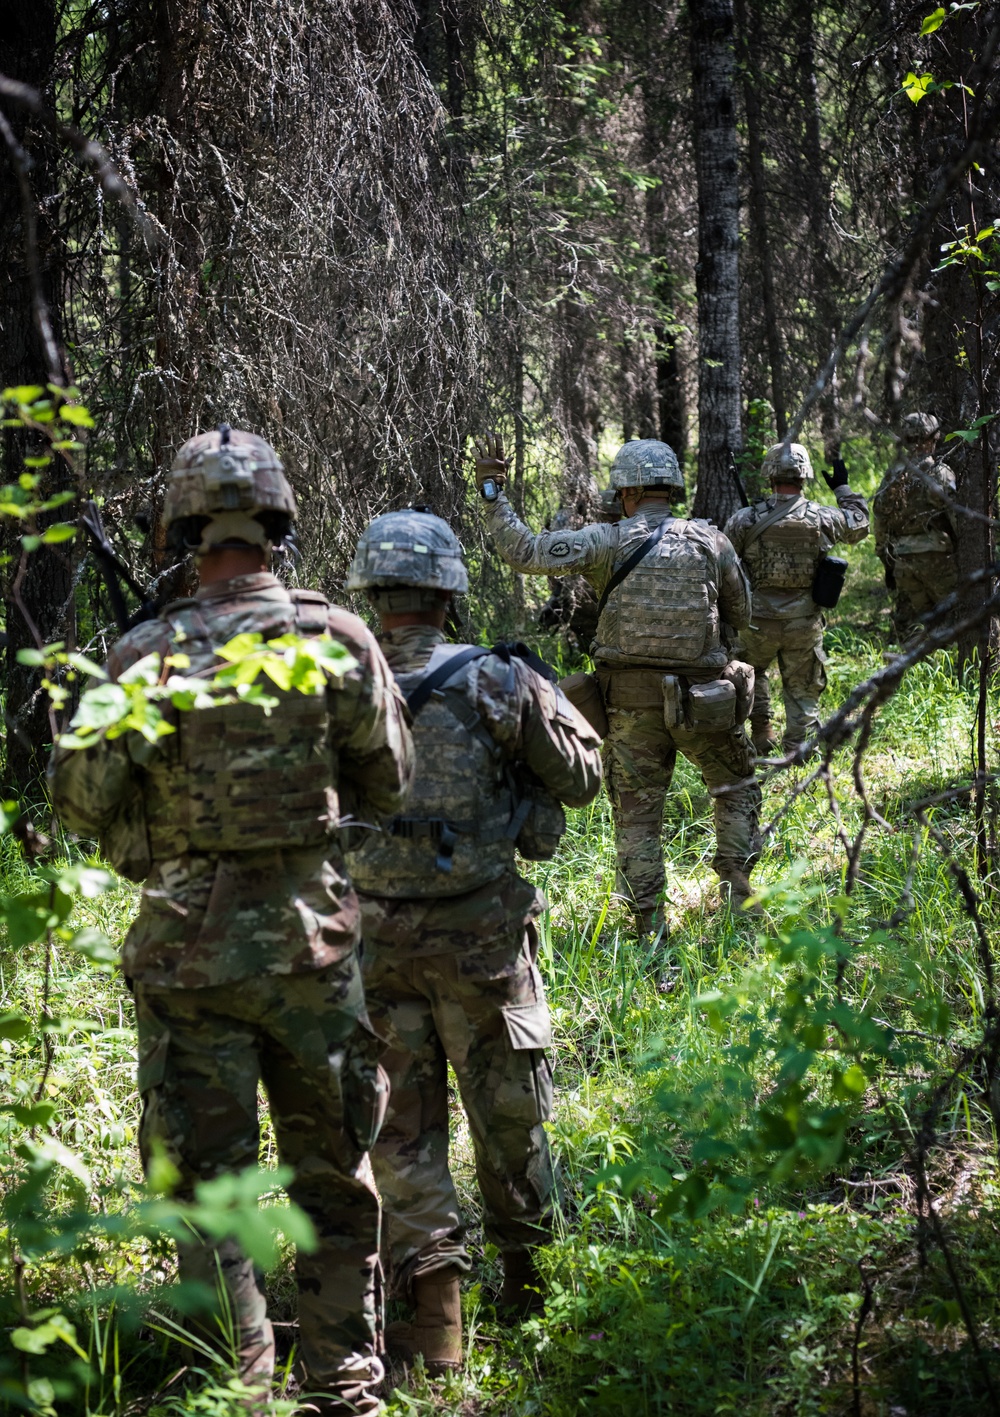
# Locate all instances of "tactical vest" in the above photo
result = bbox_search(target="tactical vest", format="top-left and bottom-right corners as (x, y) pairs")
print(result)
(873, 460), (955, 552)
(596, 517), (720, 666)
(743, 497), (823, 591)
(348, 647), (517, 898)
(144, 590), (338, 858)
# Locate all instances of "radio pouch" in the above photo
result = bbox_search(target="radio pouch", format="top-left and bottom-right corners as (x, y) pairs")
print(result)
(811, 555), (848, 609)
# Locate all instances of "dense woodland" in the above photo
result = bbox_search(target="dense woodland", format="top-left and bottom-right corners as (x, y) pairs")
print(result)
(2, 1), (1000, 1414)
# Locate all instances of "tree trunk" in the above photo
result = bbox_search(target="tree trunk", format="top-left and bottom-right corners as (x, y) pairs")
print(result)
(734, 0), (786, 437)
(0, 0), (75, 801)
(688, 0), (743, 524)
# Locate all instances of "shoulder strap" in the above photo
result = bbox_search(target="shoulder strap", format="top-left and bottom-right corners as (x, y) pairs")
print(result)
(739, 496), (802, 554)
(596, 517), (673, 619)
(406, 645), (491, 718)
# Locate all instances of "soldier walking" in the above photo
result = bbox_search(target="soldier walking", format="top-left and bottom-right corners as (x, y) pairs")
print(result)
(51, 428), (413, 1414)
(723, 443), (869, 755)
(873, 413), (959, 646)
(473, 433), (760, 929)
(344, 509), (602, 1373)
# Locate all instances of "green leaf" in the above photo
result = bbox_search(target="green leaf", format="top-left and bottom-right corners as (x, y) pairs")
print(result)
(2, 384), (46, 405)
(902, 70), (935, 102)
(66, 925), (117, 965)
(16, 647), (48, 666)
(59, 403), (96, 428)
(920, 7), (946, 34)
(40, 523), (76, 544)
(0, 1011), (31, 1041)
(2, 1100), (58, 1128)
(21, 534), (41, 552)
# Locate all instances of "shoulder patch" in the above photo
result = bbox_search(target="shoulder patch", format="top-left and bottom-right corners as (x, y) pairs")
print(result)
(549, 538), (572, 557)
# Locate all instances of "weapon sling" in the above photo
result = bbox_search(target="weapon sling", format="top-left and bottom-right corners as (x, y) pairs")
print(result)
(596, 517), (673, 619)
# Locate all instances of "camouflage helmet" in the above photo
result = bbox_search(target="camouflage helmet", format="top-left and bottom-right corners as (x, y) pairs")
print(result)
(346, 508), (469, 594)
(163, 425), (296, 553)
(762, 441), (813, 483)
(608, 439), (684, 492)
(901, 411), (940, 443)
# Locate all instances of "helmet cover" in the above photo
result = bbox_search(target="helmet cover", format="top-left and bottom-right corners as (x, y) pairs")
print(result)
(163, 427), (296, 542)
(345, 509), (469, 593)
(608, 439), (684, 491)
(901, 412), (941, 443)
(762, 441), (813, 483)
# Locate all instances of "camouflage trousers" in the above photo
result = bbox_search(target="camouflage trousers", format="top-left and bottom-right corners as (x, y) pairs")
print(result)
(600, 671), (762, 917)
(362, 928), (556, 1295)
(134, 961), (385, 1404)
(892, 550), (958, 645)
(740, 615), (827, 751)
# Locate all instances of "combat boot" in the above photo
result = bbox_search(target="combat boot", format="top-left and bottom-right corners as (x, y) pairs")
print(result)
(752, 726), (779, 757)
(717, 863), (762, 916)
(385, 1266), (463, 1375)
(499, 1249), (545, 1318)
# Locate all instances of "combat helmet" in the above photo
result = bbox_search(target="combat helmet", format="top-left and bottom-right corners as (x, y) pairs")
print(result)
(608, 439), (684, 494)
(163, 425), (296, 555)
(346, 507), (468, 612)
(762, 442), (813, 483)
(901, 412), (940, 443)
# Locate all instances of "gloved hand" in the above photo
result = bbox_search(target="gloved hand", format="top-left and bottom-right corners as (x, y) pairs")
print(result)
(473, 431), (508, 500)
(822, 457), (850, 491)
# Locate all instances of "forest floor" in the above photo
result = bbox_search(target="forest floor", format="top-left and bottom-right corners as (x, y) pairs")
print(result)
(3, 464), (1000, 1416)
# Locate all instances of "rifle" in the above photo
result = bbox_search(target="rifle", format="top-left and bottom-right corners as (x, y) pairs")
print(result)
(730, 453), (750, 509)
(79, 499), (155, 634)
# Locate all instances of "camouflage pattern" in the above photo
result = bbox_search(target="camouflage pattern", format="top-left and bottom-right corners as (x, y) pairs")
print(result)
(597, 667), (761, 916)
(761, 441), (813, 483)
(52, 573), (412, 988)
(345, 509), (469, 594)
(723, 487), (870, 621)
(50, 570), (413, 1407)
(163, 428), (296, 551)
(873, 453), (958, 644)
(353, 624), (601, 1292)
(608, 438), (684, 491)
(363, 929), (554, 1293)
(740, 615), (827, 751)
(135, 961), (386, 1405)
(900, 411), (940, 442)
(481, 491), (754, 905)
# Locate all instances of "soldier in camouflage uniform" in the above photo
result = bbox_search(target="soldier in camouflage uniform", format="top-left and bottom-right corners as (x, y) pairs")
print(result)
(723, 443), (869, 755)
(473, 432), (761, 927)
(873, 413), (959, 645)
(50, 428), (413, 1414)
(343, 509), (602, 1373)
(538, 492), (621, 648)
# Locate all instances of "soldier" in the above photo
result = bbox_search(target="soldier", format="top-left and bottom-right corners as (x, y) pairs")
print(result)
(50, 428), (413, 1415)
(473, 432), (760, 929)
(873, 413), (958, 646)
(537, 492), (621, 648)
(723, 443), (870, 755)
(343, 509), (602, 1374)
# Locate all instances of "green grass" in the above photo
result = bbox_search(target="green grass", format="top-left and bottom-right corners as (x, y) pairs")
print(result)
(4, 483), (1000, 1414)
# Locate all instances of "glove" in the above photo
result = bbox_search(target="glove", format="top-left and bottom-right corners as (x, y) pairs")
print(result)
(473, 431), (508, 501)
(822, 458), (850, 491)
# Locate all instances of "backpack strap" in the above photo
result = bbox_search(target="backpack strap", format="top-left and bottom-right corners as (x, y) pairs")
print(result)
(405, 645), (491, 718)
(739, 496), (803, 554)
(596, 518), (674, 619)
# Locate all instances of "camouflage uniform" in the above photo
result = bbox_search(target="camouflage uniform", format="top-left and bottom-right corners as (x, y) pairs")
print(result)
(346, 624), (602, 1293)
(481, 487), (760, 920)
(874, 454), (958, 645)
(724, 484), (869, 751)
(538, 496), (620, 648)
(51, 570), (413, 1409)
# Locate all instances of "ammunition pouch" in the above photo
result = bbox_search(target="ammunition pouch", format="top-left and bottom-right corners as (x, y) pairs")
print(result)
(558, 670), (609, 738)
(811, 555), (848, 609)
(720, 660), (756, 724)
(686, 679), (737, 731)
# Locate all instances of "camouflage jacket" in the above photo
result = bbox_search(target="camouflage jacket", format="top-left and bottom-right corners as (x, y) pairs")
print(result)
(50, 572), (413, 988)
(723, 486), (869, 620)
(350, 625), (603, 954)
(482, 494), (750, 673)
(873, 456), (958, 559)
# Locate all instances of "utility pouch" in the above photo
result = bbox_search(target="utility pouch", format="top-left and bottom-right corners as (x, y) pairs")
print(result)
(558, 670), (609, 738)
(662, 673), (684, 730)
(720, 660), (755, 723)
(686, 678), (737, 731)
(811, 555), (848, 609)
(508, 774), (566, 861)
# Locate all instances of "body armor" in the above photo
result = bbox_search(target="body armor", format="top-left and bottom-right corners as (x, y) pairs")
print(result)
(144, 591), (337, 858)
(742, 497), (823, 591)
(596, 516), (723, 669)
(873, 458), (956, 555)
(348, 648), (516, 898)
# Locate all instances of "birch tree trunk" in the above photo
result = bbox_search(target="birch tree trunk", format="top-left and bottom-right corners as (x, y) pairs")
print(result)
(688, 0), (743, 524)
